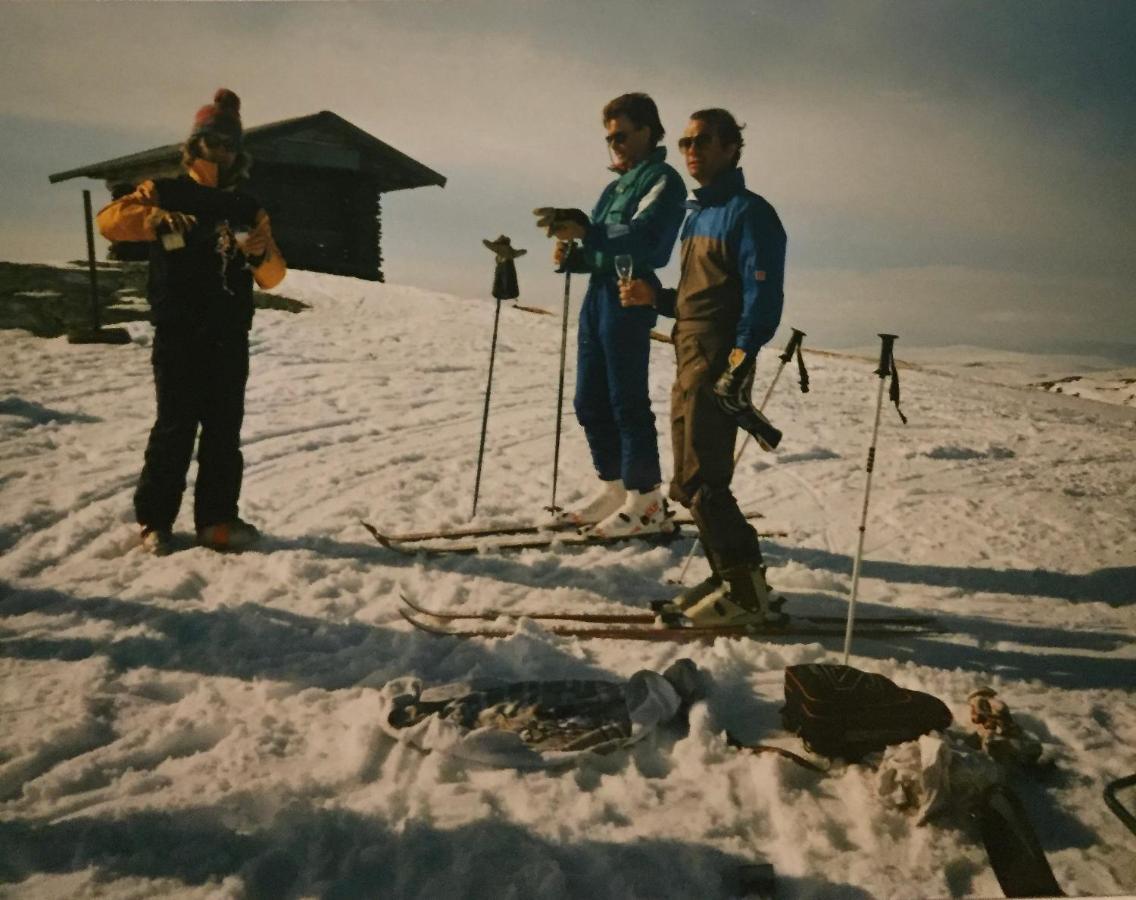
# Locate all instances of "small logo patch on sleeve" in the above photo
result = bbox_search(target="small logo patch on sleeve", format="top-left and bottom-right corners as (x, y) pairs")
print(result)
(755, 270), (767, 282)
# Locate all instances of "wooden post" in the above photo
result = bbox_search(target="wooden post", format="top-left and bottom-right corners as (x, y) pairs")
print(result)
(83, 189), (101, 330)
(67, 189), (130, 345)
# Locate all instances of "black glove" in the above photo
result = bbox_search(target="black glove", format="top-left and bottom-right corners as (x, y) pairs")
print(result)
(532, 207), (590, 240)
(713, 350), (755, 415)
(714, 350), (783, 450)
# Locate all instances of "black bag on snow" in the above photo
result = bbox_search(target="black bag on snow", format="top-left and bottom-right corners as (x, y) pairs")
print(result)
(781, 664), (952, 761)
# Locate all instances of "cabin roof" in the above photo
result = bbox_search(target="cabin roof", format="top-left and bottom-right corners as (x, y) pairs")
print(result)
(48, 110), (446, 192)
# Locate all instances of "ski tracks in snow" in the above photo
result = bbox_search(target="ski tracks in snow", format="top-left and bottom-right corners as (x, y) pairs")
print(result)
(2, 272), (1135, 897)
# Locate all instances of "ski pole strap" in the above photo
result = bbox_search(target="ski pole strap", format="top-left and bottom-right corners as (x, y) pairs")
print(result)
(795, 340), (810, 394)
(778, 328), (809, 394)
(889, 354), (907, 424)
(876, 334), (907, 424)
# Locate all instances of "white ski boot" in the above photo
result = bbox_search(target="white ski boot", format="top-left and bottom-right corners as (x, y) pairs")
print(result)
(651, 573), (723, 623)
(589, 487), (675, 538)
(683, 564), (786, 628)
(551, 478), (626, 527)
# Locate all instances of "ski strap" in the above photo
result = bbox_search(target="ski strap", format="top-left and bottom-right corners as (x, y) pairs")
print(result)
(777, 327), (809, 394)
(889, 354), (907, 424)
(876, 334), (907, 424)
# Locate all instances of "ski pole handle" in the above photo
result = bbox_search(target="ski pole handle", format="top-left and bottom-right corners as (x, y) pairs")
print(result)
(876, 333), (898, 378)
(554, 239), (576, 275)
(778, 328), (806, 364)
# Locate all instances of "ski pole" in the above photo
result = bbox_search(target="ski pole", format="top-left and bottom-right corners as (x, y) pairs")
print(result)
(673, 328), (807, 586)
(734, 328), (807, 465)
(471, 294), (504, 518)
(547, 240), (575, 513)
(842, 333), (905, 664)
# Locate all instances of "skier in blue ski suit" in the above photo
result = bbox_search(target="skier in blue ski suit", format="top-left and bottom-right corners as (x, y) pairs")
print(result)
(535, 93), (686, 535)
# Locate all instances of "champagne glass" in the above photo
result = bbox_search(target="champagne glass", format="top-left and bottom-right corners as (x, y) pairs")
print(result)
(614, 254), (633, 285)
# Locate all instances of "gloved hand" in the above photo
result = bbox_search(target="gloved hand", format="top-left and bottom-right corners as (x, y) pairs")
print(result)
(714, 350), (783, 450)
(552, 240), (572, 268)
(146, 209), (197, 237)
(713, 349), (755, 415)
(240, 211), (272, 259)
(533, 207), (589, 241)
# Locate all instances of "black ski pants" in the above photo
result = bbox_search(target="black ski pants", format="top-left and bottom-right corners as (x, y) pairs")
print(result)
(668, 324), (763, 571)
(134, 323), (249, 532)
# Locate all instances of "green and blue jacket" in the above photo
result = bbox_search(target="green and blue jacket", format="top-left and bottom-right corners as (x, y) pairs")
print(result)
(567, 146), (686, 284)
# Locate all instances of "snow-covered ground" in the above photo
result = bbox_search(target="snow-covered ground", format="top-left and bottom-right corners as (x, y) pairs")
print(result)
(1, 269), (1134, 899)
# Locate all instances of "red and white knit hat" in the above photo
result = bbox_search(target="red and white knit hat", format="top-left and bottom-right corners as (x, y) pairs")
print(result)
(191, 88), (243, 146)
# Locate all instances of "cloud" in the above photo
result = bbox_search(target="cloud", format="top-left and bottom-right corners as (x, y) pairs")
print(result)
(3, 1), (1133, 355)
(789, 264), (1135, 348)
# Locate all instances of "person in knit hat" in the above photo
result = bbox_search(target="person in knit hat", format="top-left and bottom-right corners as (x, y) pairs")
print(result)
(97, 88), (286, 556)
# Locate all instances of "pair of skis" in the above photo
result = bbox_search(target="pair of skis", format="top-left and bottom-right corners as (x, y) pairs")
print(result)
(397, 594), (940, 643)
(362, 512), (784, 556)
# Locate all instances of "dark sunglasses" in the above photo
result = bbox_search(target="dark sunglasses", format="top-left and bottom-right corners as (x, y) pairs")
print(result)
(200, 133), (237, 151)
(677, 133), (715, 152)
(605, 130), (629, 146)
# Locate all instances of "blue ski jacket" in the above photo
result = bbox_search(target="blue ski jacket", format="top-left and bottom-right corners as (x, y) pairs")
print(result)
(656, 167), (786, 354)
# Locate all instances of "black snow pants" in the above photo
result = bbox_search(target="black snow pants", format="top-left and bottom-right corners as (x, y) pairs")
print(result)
(134, 323), (250, 532)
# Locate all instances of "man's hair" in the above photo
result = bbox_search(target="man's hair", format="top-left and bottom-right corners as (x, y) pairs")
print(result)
(603, 93), (665, 145)
(690, 108), (745, 167)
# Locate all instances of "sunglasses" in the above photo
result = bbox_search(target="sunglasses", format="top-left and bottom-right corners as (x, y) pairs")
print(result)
(605, 130), (630, 146)
(677, 133), (715, 152)
(200, 133), (237, 151)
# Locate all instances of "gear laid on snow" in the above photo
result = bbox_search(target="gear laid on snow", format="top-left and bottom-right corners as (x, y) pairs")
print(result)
(378, 658), (704, 769)
(781, 664), (953, 762)
(967, 687), (1044, 767)
(588, 486), (674, 538)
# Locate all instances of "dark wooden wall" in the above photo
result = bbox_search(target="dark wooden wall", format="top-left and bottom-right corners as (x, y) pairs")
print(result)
(104, 165), (386, 282)
(247, 164), (383, 282)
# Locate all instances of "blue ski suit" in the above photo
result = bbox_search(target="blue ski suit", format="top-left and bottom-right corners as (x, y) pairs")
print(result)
(564, 146), (686, 491)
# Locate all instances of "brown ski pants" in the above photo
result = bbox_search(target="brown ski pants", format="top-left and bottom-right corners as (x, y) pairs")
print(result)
(669, 324), (764, 570)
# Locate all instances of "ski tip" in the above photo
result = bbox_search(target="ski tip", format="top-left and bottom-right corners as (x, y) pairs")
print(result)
(360, 520), (394, 548)
(397, 606), (451, 636)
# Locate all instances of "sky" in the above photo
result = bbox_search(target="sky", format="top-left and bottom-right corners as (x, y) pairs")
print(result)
(2, 1), (1134, 358)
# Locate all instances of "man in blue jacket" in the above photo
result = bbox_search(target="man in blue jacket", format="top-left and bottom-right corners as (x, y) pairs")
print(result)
(621, 108), (787, 626)
(534, 93), (686, 537)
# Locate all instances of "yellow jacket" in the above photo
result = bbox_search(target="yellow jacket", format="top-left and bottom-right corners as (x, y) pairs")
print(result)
(96, 157), (286, 290)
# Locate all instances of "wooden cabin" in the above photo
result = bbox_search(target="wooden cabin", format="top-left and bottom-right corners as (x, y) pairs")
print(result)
(49, 111), (446, 282)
